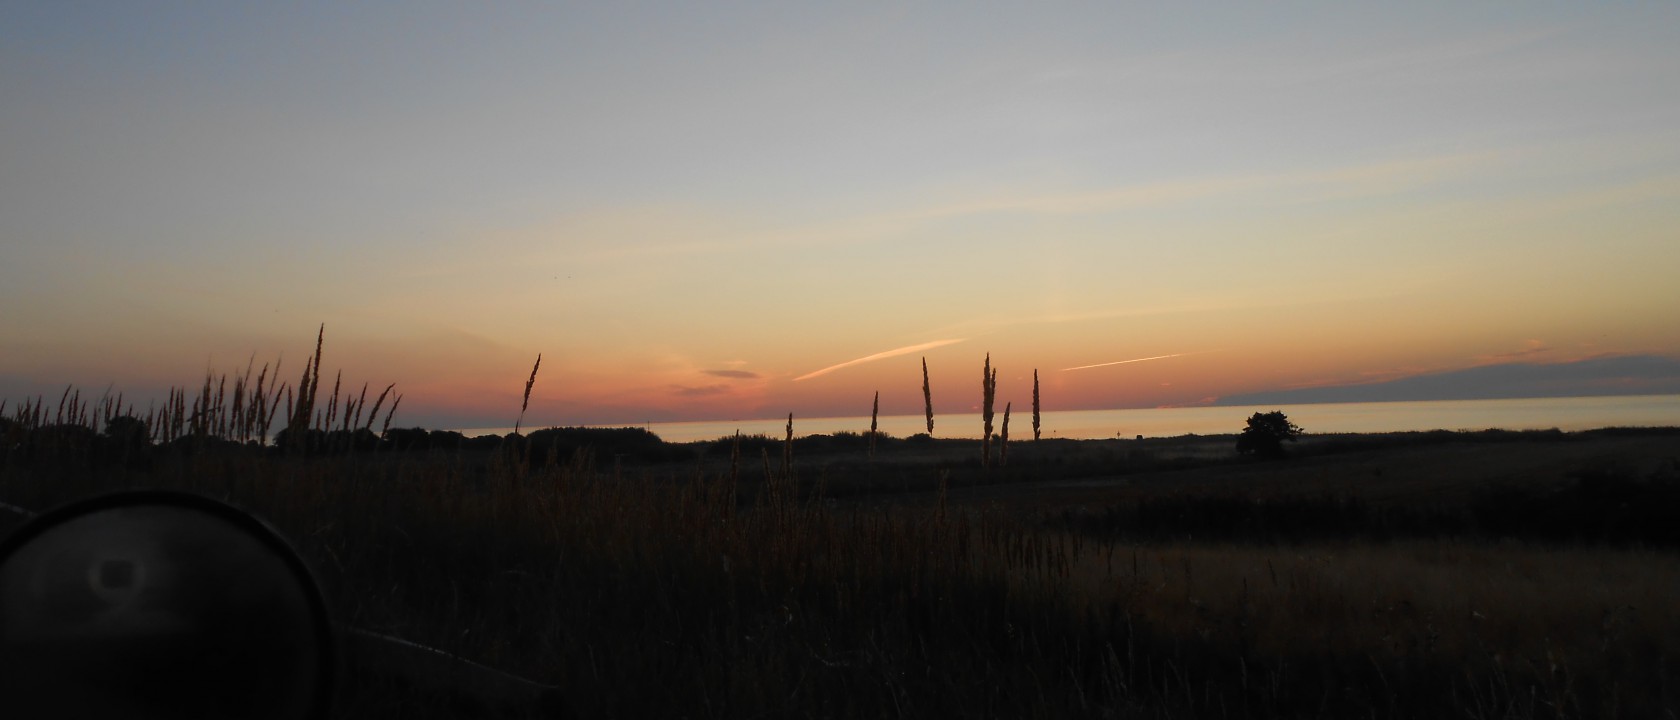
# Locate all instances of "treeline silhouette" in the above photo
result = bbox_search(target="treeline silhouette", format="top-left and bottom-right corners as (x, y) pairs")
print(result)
(0, 415), (685, 466)
(10, 412), (1680, 549)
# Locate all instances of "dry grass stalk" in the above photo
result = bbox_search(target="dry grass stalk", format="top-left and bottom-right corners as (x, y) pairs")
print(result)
(1032, 369), (1041, 441)
(781, 413), (793, 483)
(170, 387), (188, 443)
(981, 354), (996, 468)
(364, 383), (395, 433)
(922, 356), (934, 435)
(213, 374), (228, 438)
(12, 397), (39, 430)
(253, 360), (279, 444)
(380, 394), (402, 440)
(514, 353), (541, 436)
(190, 373), (212, 438)
(55, 386), (72, 426)
(347, 382), (368, 433)
(285, 325), (325, 449)
(869, 391), (879, 459)
(230, 369), (249, 442)
(305, 325), (324, 423)
(219, 377), (232, 438)
(93, 386), (128, 436)
(1000, 401), (1011, 467)
(281, 386), (295, 445)
(323, 370), (343, 435)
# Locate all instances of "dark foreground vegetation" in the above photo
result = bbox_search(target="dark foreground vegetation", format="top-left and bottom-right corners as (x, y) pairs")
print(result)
(3, 380), (1679, 718)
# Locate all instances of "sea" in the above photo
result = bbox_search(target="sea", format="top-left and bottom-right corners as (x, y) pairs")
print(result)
(457, 394), (1680, 445)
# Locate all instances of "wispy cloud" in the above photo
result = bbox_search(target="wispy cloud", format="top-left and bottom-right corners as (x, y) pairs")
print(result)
(794, 339), (968, 382)
(1478, 340), (1551, 362)
(1061, 352), (1207, 372)
(672, 384), (731, 397)
(704, 369), (761, 379)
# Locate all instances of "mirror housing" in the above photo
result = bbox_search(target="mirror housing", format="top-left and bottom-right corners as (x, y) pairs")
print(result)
(0, 491), (335, 719)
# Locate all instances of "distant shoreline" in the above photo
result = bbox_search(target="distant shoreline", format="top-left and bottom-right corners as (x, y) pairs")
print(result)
(451, 393), (1680, 444)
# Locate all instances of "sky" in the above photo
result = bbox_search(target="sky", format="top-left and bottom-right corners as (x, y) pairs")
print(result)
(3, 2), (1679, 430)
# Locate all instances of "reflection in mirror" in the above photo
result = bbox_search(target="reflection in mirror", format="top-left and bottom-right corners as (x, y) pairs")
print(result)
(0, 492), (334, 720)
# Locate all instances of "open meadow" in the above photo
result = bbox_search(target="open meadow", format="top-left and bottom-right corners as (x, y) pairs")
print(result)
(3, 382), (1679, 718)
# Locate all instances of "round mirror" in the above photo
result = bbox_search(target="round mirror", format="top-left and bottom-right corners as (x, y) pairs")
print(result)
(0, 491), (335, 719)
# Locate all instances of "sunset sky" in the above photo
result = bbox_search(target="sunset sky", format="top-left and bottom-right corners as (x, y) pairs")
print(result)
(3, 3), (1678, 430)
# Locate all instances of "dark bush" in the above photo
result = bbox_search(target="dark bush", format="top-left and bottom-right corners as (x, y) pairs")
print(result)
(1235, 411), (1302, 458)
(524, 426), (674, 463)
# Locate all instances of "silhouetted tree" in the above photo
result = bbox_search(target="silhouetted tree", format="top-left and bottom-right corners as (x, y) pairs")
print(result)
(426, 429), (467, 448)
(323, 427), (380, 452)
(101, 414), (153, 467)
(383, 427), (432, 451)
(103, 415), (150, 445)
(271, 427), (325, 454)
(1236, 411), (1302, 458)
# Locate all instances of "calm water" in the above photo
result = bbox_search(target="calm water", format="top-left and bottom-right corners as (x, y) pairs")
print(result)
(458, 394), (1680, 444)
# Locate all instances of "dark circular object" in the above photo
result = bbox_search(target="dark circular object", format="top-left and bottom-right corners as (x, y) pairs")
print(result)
(0, 491), (335, 719)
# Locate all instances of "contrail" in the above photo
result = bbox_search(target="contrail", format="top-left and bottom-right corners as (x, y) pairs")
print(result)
(794, 339), (967, 382)
(1061, 352), (1192, 372)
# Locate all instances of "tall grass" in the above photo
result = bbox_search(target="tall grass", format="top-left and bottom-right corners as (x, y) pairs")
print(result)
(0, 326), (396, 454)
(869, 391), (879, 459)
(922, 356), (934, 436)
(1000, 401), (1012, 467)
(1032, 368), (1041, 441)
(514, 353), (541, 436)
(980, 353), (996, 468)
(285, 325), (327, 450)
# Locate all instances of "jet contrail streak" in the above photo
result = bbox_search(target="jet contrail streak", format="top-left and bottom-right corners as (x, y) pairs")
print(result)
(1060, 353), (1190, 372)
(794, 339), (967, 381)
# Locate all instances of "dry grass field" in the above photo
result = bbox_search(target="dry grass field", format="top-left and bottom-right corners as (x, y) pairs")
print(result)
(2, 362), (1678, 718)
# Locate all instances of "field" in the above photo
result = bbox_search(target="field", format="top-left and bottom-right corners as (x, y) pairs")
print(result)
(3, 387), (1680, 718)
